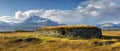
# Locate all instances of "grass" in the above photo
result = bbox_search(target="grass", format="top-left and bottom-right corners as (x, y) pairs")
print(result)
(38, 25), (100, 30)
(0, 31), (119, 51)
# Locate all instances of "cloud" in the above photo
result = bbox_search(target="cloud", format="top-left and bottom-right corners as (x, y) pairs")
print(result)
(0, 16), (21, 23)
(15, 11), (24, 19)
(0, 0), (120, 25)
(77, 0), (120, 24)
(41, 10), (83, 24)
(15, 9), (44, 20)
(12, 9), (83, 24)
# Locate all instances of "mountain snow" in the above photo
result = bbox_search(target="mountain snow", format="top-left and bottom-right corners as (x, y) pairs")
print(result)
(0, 15), (61, 31)
(96, 23), (120, 30)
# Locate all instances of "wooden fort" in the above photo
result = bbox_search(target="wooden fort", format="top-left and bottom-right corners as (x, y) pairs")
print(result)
(35, 25), (102, 38)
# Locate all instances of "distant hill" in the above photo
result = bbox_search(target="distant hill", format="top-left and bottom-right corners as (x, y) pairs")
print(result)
(96, 23), (120, 30)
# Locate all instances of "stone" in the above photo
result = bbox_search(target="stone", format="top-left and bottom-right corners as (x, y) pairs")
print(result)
(24, 38), (40, 42)
(14, 39), (23, 42)
(13, 38), (41, 43)
(35, 25), (102, 38)
(104, 41), (116, 45)
(92, 41), (116, 46)
(93, 41), (104, 46)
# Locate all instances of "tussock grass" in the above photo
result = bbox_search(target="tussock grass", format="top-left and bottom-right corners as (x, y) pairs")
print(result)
(0, 31), (119, 51)
(38, 25), (100, 30)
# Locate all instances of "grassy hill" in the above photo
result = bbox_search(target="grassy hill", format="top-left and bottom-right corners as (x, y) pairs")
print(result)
(0, 31), (119, 51)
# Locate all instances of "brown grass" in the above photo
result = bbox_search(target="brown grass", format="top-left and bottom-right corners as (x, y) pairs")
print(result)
(38, 25), (100, 30)
(102, 30), (120, 36)
(0, 31), (119, 51)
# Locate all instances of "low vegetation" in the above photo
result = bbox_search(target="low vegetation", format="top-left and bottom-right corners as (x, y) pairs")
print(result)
(0, 31), (119, 51)
(38, 25), (100, 30)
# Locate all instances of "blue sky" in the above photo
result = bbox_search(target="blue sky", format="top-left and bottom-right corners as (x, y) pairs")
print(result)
(0, 0), (86, 16)
(0, 0), (120, 25)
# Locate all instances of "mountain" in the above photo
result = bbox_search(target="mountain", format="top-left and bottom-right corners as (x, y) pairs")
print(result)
(0, 15), (63, 31)
(15, 15), (60, 30)
(0, 21), (15, 31)
(22, 15), (59, 26)
(96, 23), (120, 30)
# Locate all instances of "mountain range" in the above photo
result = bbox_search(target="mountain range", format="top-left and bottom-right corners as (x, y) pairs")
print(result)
(96, 23), (120, 30)
(0, 15), (120, 31)
(0, 15), (63, 31)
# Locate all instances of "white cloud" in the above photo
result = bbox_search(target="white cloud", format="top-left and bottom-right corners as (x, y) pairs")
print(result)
(15, 11), (24, 19)
(77, 0), (120, 24)
(0, 0), (120, 25)
(41, 10), (83, 24)
(15, 9), (44, 20)
(90, 11), (99, 16)
(0, 16), (21, 23)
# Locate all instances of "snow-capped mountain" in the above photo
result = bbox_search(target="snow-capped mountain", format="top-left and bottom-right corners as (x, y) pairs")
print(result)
(96, 23), (120, 30)
(15, 15), (60, 30)
(21, 15), (59, 26)
(0, 15), (63, 31)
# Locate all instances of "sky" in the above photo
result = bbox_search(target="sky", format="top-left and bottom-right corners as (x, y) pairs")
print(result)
(0, 0), (84, 16)
(0, 0), (120, 25)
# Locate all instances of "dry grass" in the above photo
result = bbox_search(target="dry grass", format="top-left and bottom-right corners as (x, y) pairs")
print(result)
(38, 25), (100, 30)
(102, 30), (120, 36)
(0, 31), (119, 51)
